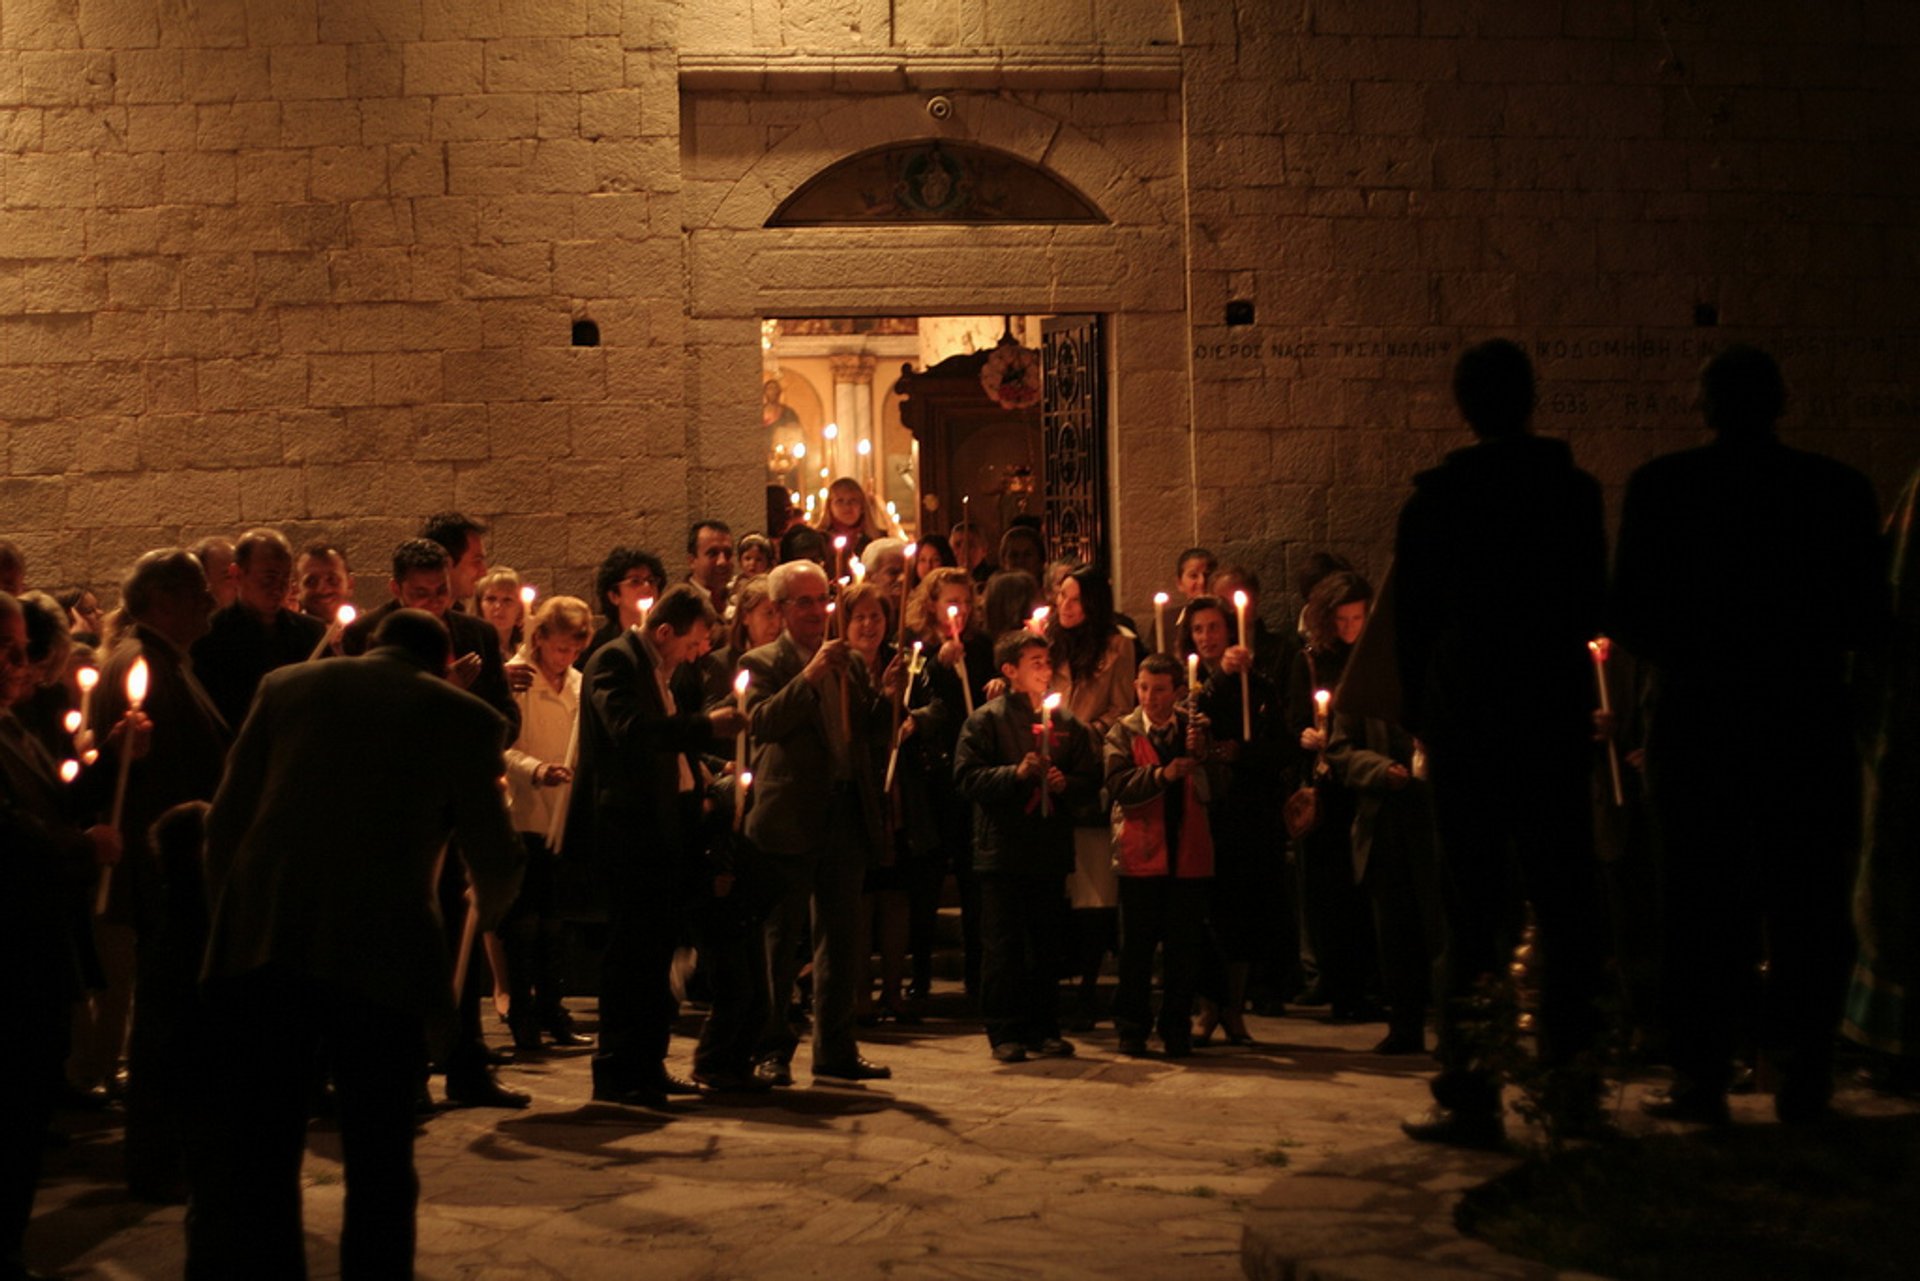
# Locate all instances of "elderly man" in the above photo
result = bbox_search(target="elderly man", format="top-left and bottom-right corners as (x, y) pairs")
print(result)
(191, 609), (523, 1279)
(191, 528), (327, 730)
(744, 560), (903, 1085)
(85, 549), (231, 1199)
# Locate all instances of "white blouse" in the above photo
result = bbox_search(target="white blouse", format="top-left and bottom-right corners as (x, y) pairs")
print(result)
(505, 665), (580, 839)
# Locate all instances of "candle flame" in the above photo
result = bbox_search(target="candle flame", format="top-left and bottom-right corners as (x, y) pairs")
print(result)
(60, 759), (81, 783)
(638, 596), (654, 619)
(905, 541), (918, 560)
(850, 557), (865, 582)
(76, 666), (99, 692)
(740, 770), (753, 791)
(1153, 592), (1169, 606)
(1028, 605), (1050, 633)
(833, 535), (848, 550)
(336, 603), (357, 626)
(1589, 636), (1611, 662)
(1314, 689), (1330, 710)
(1233, 590), (1249, 609)
(520, 585), (537, 608)
(126, 657), (150, 707)
(82, 748), (99, 765)
(733, 669), (751, 694)
(911, 639), (924, 655)
(64, 710), (83, 733)
(945, 604), (958, 619)
(1042, 692), (1062, 711)
(856, 438), (872, 456)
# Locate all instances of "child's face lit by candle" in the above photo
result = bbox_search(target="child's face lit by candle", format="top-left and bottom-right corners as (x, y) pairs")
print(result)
(1188, 606), (1230, 663)
(1001, 643), (1054, 702)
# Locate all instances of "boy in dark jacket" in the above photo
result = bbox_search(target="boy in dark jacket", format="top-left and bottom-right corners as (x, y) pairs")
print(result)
(1103, 655), (1215, 1057)
(954, 631), (1102, 1062)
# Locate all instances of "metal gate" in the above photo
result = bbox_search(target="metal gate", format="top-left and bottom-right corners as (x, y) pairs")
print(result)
(1040, 314), (1108, 571)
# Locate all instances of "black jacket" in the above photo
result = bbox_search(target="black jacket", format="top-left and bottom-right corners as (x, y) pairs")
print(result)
(952, 692), (1101, 878)
(191, 603), (327, 731)
(342, 601), (520, 740)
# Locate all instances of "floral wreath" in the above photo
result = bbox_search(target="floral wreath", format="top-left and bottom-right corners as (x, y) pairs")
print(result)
(980, 335), (1042, 410)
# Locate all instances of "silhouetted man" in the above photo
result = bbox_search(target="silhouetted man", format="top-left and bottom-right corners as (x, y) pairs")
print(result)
(1615, 345), (1884, 1125)
(191, 609), (522, 1279)
(1393, 339), (1609, 1148)
(191, 528), (326, 730)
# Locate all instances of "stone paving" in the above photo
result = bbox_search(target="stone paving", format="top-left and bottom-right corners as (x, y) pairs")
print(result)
(28, 987), (1919, 1280)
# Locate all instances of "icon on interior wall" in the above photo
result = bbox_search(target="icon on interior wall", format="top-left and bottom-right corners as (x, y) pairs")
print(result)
(763, 373), (824, 486)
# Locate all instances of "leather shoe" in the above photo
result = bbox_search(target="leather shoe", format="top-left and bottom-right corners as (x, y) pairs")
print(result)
(991, 1042), (1028, 1063)
(647, 1071), (701, 1097)
(1116, 1033), (1149, 1057)
(445, 1073), (530, 1110)
(814, 1055), (892, 1081)
(1401, 1106), (1507, 1151)
(592, 1081), (669, 1109)
(1640, 1088), (1730, 1126)
(1026, 1037), (1076, 1058)
(694, 1069), (775, 1094)
(753, 1059), (795, 1087)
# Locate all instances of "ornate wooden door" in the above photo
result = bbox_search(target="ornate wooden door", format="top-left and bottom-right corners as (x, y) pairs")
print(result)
(1041, 314), (1108, 571)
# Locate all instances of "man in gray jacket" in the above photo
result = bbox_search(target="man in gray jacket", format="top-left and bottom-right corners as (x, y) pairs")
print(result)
(189, 609), (523, 1280)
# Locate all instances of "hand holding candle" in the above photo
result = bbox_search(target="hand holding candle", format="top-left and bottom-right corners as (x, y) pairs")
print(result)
(1313, 688), (1330, 760)
(1028, 605), (1050, 636)
(100, 656), (150, 915)
(1589, 637), (1626, 807)
(308, 603), (357, 661)
(947, 603), (974, 715)
(1233, 590), (1254, 741)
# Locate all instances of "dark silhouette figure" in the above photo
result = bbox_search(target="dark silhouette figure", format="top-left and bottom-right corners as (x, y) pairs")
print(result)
(1393, 339), (1609, 1148)
(1615, 344), (1884, 1125)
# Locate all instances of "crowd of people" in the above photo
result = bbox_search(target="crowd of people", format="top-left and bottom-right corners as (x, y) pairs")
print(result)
(2, 339), (1914, 1279)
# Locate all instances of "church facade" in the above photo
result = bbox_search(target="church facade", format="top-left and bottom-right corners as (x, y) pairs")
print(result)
(1, 0), (1912, 612)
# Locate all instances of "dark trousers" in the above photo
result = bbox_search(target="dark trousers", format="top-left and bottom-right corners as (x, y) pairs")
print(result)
(597, 865), (687, 1079)
(1296, 786), (1375, 1010)
(436, 854), (487, 1084)
(1362, 810), (1445, 1036)
(3, 995), (66, 1269)
(694, 843), (781, 1077)
(1428, 747), (1605, 1116)
(978, 873), (1065, 1048)
(1647, 711), (1858, 1105)
(1115, 877), (1210, 1043)
(188, 968), (423, 1281)
(499, 834), (566, 1033)
(757, 785), (869, 1067)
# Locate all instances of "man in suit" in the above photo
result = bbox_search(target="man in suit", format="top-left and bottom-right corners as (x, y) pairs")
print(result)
(87, 548), (231, 1199)
(567, 585), (746, 1106)
(0, 592), (125, 1281)
(1392, 340), (1610, 1149)
(1615, 345), (1885, 1126)
(190, 609), (523, 1280)
(744, 560), (903, 1085)
(190, 527), (327, 730)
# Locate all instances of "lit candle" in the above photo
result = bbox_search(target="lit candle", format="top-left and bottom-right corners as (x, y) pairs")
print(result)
(60, 759), (80, 784)
(637, 595), (653, 630)
(896, 542), (918, 647)
(850, 556), (866, 584)
(1589, 637), (1626, 807)
(883, 640), (926, 794)
(1039, 691), (1062, 817)
(1233, 590), (1253, 742)
(732, 668), (750, 781)
(519, 584), (537, 610)
(1153, 591), (1169, 654)
(308, 603), (357, 660)
(947, 602), (974, 716)
(75, 665), (98, 751)
(1028, 604), (1050, 635)
(101, 656), (150, 915)
(733, 769), (753, 832)
(1187, 652), (1200, 695)
(1313, 688), (1330, 760)
(64, 709), (82, 735)
(833, 534), (849, 579)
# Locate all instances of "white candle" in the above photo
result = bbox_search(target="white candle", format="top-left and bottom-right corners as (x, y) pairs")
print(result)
(947, 603), (973, 715)
(1187, 652), (1201, 696)
(308, 603), (356, 660)
(833, 534), (849, 579)
(636, 595), (653, 630)
(733, 769), (752, 832)
(1233, 590), (1253, 742)
(75, 665), (98, 752)
(1153, 592), (1169, 654)
(1313, 688), (1330, 762)
(1040, 691), (1061, 817)
(732, 668), (751, 780)
(101, 656), (150, 915)
(1589, 637), (1625, 807)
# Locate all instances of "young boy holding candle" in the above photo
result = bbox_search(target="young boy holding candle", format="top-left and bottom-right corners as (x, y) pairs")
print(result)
(953, 631), (1102, 1063)
(1103, 655), (1215, 1057)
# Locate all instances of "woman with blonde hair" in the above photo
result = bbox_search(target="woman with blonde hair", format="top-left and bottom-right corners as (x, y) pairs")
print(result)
(500, 594), (594, 1053)
(474, 566), (526, 663)
(811, 476), (888, 563)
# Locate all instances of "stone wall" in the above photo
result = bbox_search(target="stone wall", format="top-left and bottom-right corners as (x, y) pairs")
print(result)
(0, 0), (1913, 623)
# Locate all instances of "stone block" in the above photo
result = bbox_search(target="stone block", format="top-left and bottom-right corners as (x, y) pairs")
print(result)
(125, 103), (198, 152)
(441, 347), (528, 400)
(455, 458), (554, 513)
(318, 0), (425, 43)
(478, 193), (576, 244)
(307, 353), (376, 406)
(579, 88), (643, 139)
(238, 465), (309, 522)
(7, 311), (91, 363)
(412, 401), (490, 458)
(280, 100), (363, 147)
(159, 309), (260, 360)
(253, 253), (328, 305)
(485, 37), (575, 92)
(179, 254), (256, 309)
(371, 351), (444, 405)
(348, 199), (415, 247)
(408, 245), (462, 300)
(21, 51), (116, 106)
(329, 247), (415, 301)
(388, 143), (446, 197)
(236, 151), (311, 205)
(404, 40), (483, 94)
(112, 49), (183, 103)
(306, 460), (454, 517)
(271, 44), (350, 100)
(487, 402), (571, 458)
(140, 411), (280, 468)
(182, 48), (271, 104)
(145, 360), (197, 413)
(196, 101), (282, 149)
(310, 146), (389, 202)
(0, 476), (67, 530)
(41, 104), (122, 149)
(8, 417), (77, 474)
(245, 0), (319, 46)
(0, 366), (63, 420)
(446, 139), (535, 194)
(198, 357), (310, 412)
(161, 151), (238, 205)
(460, 243), (551, 298)
(361, 97), (432, 145)
(20, 260), (105, 311)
